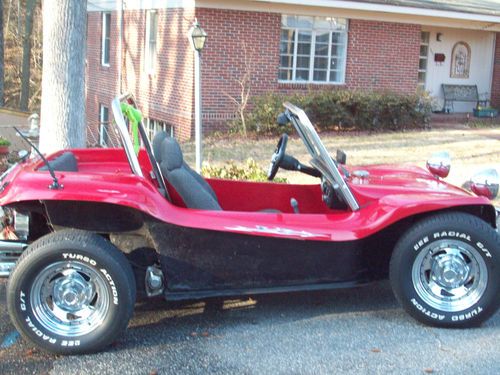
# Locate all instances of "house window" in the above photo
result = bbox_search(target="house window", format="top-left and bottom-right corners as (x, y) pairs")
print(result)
(101, 12), (111, 66)
(418, 31), (430, 89)
(99, 105), (110, 146)
(145, 11), (158, 73)
(144, 118), (173, 141)
(279, 15), (348, 84)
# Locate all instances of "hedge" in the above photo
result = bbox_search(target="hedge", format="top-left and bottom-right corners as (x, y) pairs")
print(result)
(244, 90), (432, 135)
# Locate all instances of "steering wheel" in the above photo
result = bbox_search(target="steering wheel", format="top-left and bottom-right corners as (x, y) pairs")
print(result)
(267, 134), (288, 180)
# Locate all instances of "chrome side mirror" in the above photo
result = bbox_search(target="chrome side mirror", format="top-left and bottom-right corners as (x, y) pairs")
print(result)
(470, 168), (499, 200)
(427, 151), (451, 178)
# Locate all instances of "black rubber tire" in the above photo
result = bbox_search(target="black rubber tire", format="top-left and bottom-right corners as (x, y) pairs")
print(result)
(7, 229), (136, 354)
(390, 212), (500, 328)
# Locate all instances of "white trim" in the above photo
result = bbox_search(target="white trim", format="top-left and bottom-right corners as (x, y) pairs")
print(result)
(144, 10), (158, 74)
(101, 12), (111, 66)
(99, 104), (110, 146)
(88, 0), (194, 11)
(253, 0), (500, 24)
(196, 1), (500, 32)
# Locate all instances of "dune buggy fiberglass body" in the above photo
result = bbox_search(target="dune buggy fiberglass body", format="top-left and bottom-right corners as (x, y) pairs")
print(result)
(1, 94), (499, 354)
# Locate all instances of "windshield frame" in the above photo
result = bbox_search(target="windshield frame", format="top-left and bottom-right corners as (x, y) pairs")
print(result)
(111, 94), (169, 198)
(283, 102), (360, 211)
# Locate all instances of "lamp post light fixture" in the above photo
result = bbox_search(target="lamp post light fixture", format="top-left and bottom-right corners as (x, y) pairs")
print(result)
(188, 20), (207, 173)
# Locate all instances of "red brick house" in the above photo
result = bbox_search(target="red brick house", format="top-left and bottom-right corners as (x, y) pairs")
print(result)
(86, 0), (500, 141)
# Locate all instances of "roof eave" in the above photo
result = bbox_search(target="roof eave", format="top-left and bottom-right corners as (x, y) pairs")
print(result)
(253, 0), (500, 24)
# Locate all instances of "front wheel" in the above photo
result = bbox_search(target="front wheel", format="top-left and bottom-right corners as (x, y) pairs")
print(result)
(7, 229), (136, 354)
(390, 212), (500, 328)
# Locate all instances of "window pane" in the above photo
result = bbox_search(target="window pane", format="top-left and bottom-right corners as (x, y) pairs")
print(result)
(421, 31), (430, 44)
(316, 31), (329, 44)
(313, 70), (327, 81)
(331, 32), (345, 44)
(296, 69), (309, 81)
(419, 58), (427, 70)
(280, 55), (294, 69)
(296, 56), (310, 69)
(420, 45), (428, 57)
(297, 43), (311, 55)
(282, 15), (297, 28)
(280, 39), (295, 55)
(418, 72), (426, 83)
(329, 70), (341, 82)
(330, 57), (343, 70)
(314, 57), (328, 69)
(298, 31), (311, 42)
(315, 43), (328, 56)
(281, 29), (294, 41)
(331, 43), (345, 58)
(296, 16), (313, 29)
(279, 69), (293, 80)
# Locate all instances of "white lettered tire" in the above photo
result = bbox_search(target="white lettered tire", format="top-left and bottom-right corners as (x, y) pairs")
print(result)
(7, 229), (136, 354)
(390, 212), (500, 327)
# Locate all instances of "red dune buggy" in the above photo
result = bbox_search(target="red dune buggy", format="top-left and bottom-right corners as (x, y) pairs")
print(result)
(1, 94), (499, 354)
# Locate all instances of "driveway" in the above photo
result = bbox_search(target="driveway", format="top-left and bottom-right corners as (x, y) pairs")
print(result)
(1, 278), (499, 375)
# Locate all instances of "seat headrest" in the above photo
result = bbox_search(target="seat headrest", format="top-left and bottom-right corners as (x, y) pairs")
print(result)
(152, 131), (169, 163)
(160, 137), (184, 171)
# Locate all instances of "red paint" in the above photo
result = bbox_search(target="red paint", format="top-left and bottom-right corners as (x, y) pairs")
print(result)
(0, 148), (491, 243)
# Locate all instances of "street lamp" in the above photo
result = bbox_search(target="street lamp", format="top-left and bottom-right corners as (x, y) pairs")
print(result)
(188, 20), (207, 172)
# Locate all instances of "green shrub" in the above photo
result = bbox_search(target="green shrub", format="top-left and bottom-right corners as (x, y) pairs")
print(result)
(246, 89), (431, 135)
(202, 158), (287, 183)
(0, 137), (11, 146)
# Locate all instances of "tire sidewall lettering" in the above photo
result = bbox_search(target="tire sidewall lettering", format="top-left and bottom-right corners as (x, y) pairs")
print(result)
(405, 225), (496, 324)
(14, 250), (119, 348)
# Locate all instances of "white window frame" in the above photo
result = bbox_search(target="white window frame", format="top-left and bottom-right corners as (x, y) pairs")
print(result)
(144, 118), (173, 142)
(279, 16), (348, 85)
(145, 10), (158, 73)
(101, 12), (111, 67)
(99, 104), (110, 146)
(418, 31), (430, 89)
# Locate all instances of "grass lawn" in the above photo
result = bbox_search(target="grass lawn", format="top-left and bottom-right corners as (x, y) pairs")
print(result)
(182, 127), (500, 206)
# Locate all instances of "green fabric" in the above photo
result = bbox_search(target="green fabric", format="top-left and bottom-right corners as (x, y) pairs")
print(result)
(120, 103), (142, 155)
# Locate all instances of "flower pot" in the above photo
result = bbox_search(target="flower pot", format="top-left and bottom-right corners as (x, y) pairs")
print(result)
(0, 146), (9, 155)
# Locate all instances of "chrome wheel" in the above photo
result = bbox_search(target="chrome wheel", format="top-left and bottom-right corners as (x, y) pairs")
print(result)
(412, 240), (488, 312)
(30, 261), (110, 337)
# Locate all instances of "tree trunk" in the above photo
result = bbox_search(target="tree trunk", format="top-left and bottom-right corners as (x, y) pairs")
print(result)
(39, 0), (87, 154)
(0, 4), (4, 107)
(19, 0), (36, 111)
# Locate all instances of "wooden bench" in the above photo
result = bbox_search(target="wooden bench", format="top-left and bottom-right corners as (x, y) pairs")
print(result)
(442, 84), (489, 112)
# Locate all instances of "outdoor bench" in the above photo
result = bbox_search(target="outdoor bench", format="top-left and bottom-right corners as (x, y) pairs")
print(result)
(442, 84), (488, 112)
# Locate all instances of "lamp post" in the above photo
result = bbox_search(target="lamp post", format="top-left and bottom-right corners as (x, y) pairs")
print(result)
(188, 19), (207, 173)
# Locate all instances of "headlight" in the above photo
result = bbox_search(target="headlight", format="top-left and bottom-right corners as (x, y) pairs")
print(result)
(426, 151), (451, 178)
(469, 169), (499, 200)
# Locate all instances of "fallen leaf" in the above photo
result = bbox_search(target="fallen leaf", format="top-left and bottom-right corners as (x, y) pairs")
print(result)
(371, 348), (381, 353)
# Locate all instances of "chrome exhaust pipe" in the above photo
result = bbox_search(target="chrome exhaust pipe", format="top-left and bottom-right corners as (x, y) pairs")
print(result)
(0, 240), (27, 277)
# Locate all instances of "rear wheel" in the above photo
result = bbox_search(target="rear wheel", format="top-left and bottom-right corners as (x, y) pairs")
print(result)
(390, 212), (500, 327)
(7, 229), (136, 354)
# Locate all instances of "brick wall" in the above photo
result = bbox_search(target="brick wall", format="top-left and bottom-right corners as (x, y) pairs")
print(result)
(196, 9), (421, 132)
(345, 20), (421, 92)
(491, 33), (500, 108)
(86, 8), (195, 142)
(87, 8), (422, 138)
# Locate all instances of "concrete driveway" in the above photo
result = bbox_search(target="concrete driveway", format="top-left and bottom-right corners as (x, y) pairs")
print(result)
(1, 278), (499, 375)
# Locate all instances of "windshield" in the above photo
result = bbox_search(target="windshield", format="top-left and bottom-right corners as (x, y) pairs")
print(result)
(283, 102), (360, 211)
